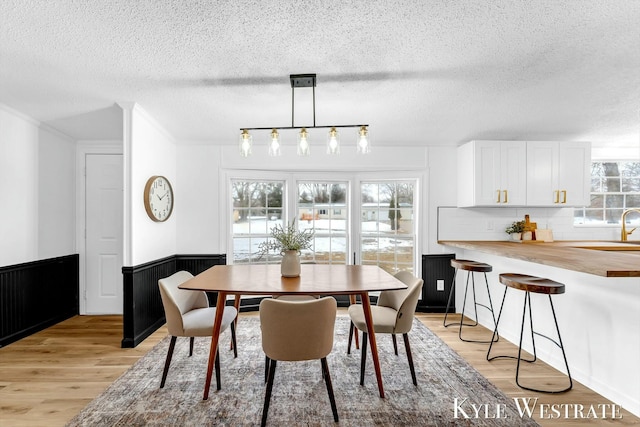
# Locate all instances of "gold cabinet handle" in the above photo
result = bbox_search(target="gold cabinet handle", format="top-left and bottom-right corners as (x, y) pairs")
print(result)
(561, 190), (567, 204)
(503, 190), (508, 203)
(554, 190), (560, 204)
(496, 190), (501, 203)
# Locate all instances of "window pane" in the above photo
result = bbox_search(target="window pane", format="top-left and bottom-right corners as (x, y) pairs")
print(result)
(627, 194), (640, 207)
(584, 209), (604, 223)
(360, 180), (416, 274)
(607, 195), (624, 208)
(297, 181), (349, 265)
(603, 177), (620, 192)
(231, 180), (285, 264)
(622, 178), (640, 192)
(590, 194), (603, 208)
(576, 161), (640, 226)
(603, 163), (621, 177)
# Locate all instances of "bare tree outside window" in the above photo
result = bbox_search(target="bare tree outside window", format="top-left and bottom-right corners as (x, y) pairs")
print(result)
(575, 161), (640, 225)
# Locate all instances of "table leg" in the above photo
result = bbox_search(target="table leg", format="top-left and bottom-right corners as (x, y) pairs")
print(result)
(349, 294), (360, 349)
(360, 292), (384, 398)
(230, 295), (241, 350)
(203, 291), (227, 400)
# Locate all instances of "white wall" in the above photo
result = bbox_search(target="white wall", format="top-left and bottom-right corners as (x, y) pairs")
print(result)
(123, 104), (177, 266)
(175, 143), (431, 256)
(38, 126), (76, 259)
(176, 144), (222, 254)
(0, 104), (75, 266)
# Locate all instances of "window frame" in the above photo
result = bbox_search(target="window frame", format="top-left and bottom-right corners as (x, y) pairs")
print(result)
(223, 169), (422, 276)
(574, 160), (640, 227)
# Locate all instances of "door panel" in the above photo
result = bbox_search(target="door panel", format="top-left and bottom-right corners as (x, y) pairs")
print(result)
(85, 154), (123, 314)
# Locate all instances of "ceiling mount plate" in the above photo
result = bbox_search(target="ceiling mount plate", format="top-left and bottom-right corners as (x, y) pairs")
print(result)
(290, 74), (316, 88)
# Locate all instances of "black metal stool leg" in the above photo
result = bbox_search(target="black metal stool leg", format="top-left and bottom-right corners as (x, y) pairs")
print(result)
(516, 293), (573, 393)
(445, 269), (478, 329)
(488, 287), (572, 393)
(457, 270), (498, 343)
(487, 286), (508, 361)
(487, 288), (535, 363)
(443, 268), (459, 326)
(482, 272), (499, 343)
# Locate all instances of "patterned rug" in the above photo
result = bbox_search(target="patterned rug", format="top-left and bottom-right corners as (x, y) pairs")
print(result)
(67, 316), (539, 426)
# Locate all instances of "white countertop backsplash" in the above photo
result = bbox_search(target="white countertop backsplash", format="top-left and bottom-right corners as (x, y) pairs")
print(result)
(437, 206), (633, 242)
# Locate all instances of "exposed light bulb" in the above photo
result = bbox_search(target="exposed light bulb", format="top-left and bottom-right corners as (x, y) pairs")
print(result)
(298, 128), (310, 156)
(326, 127), (340, 154)
(239, 129), (252, 157)
(268, 129), (281, 156)
(357, 126), (370, 154)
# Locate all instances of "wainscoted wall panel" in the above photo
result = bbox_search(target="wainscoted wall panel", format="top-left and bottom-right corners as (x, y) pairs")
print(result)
(419, 253), (455, 312)
(176, 254), (226, 276)
(0, 255), (79, 347)
(121, 254), (226, 348)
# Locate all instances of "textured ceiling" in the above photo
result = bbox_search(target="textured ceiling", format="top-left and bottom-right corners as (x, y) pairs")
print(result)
(1, 0), (639, 151)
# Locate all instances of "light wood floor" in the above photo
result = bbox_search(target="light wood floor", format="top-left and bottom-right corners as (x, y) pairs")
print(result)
(0, 312), (637, 427)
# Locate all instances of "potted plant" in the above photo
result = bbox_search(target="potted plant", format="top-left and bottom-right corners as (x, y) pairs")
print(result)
(258, 220), (314, 277)
(505, 220), (525, 241)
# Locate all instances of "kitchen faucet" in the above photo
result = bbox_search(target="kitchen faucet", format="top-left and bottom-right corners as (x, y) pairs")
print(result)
(620, 208), (640, 241)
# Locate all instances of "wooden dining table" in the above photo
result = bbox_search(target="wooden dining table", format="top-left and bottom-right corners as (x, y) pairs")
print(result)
(178, 263), (407, 400)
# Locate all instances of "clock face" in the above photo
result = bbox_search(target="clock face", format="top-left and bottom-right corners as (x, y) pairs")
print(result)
(143, 176), (174, 222)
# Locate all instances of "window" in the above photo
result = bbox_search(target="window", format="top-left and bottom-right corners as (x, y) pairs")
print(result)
(360, 180), (416, 275)
(229, 173), (420, 274)
(574, 161), (640, 225)
(297, 181), (348, 264)
(231, 180), (284, 264)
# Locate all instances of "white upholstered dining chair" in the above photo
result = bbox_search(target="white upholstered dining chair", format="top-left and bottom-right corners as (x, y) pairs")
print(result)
(158, 270), (237, 390)
(347, 270), (424, 386)
(259, 297), (339, 426)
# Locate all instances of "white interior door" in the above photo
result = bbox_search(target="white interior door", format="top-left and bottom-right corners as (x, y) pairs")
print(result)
(85, 153), (123, 314)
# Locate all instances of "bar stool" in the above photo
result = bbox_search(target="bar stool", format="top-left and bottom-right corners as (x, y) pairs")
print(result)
(487, 273), (573, 393)
(443, 259), (498, 343)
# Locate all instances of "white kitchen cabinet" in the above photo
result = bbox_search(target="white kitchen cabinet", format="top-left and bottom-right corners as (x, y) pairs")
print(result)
(457, 140), (527, 207)
(526, 141), (591, 206)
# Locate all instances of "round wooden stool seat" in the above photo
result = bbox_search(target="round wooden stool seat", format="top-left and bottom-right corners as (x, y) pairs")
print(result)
(499, 273), (565, 295)
(450, 259), (493, 273)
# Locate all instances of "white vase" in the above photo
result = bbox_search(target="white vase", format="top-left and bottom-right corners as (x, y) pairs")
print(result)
(510, 232), (522, 241)
(280, 250), (301, 277)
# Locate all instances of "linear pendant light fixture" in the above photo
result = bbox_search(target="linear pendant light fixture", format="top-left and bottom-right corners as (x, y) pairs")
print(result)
(239, 74), (370, 157)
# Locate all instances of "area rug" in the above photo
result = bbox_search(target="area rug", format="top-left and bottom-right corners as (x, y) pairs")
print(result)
(67, 316), (539, 426)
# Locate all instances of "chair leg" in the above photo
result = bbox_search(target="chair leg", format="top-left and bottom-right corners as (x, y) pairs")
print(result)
(264, 356), (270, 383)
(360, 331), (368, 386)
(321, 357), (339, 422)
(160, 336), (177, 388)
(347, 322), (354, 354)
(392, 334), (398, 355)
(403, 333), (417, 386)
(230, 320), (237, 358)
(261, 359), (277, 427)
(215, 348), (221, 391)
(189, 337), (194, 357)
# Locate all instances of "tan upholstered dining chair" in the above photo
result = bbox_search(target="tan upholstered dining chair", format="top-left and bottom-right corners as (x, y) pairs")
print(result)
(347, 271), (424, 386)
(158, 271), (237, 390)
(259, 297), (339, 427)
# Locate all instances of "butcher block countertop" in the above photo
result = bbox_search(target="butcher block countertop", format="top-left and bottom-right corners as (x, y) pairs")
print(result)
(438, 240), (640, 278)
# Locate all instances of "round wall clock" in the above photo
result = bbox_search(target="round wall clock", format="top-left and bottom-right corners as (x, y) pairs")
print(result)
(143, 175), (174, 222)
